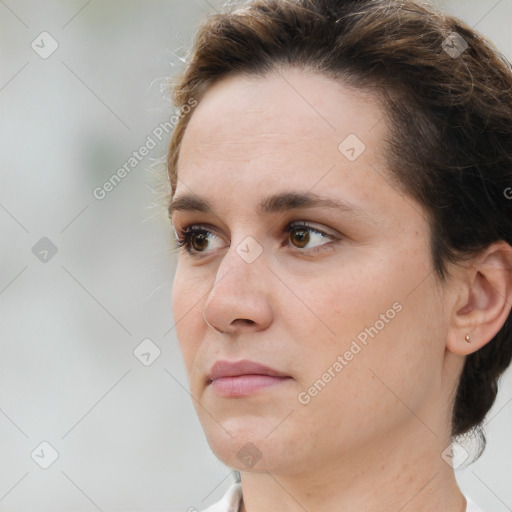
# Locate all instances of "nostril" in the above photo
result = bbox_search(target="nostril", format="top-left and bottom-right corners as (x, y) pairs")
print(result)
(233, 318), (255, 326)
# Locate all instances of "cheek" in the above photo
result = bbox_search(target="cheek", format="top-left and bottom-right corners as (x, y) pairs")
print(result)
(288, 251), (437, 407)
(171, 266), (207, 369)
(282, 257), (399, 350)
(171, 259), (210, 320)
(293, 305), (433, 449)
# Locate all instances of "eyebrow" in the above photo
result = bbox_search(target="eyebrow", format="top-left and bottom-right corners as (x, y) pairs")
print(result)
(168, 191), (370, 220)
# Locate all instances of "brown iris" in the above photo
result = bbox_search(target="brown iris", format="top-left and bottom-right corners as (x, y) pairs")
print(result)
(191, 232), (210, 251)
(290, 227), (310, 248)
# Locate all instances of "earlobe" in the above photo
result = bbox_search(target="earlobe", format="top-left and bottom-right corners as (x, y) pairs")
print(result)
(446, 241), (512, 356)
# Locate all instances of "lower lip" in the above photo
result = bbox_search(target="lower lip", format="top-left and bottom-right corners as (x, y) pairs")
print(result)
(210, 375), (291, 397)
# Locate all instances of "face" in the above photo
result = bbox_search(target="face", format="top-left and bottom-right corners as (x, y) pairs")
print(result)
(170, 68), (453, 476)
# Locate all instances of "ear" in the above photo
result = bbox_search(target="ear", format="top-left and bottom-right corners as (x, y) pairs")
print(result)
(447, 241), (512, 356)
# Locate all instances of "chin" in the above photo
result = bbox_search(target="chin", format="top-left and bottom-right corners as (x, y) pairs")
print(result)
(203, 417), (308, 476)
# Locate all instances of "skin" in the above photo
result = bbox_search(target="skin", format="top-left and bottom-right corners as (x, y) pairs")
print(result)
(169, 68), (512, 512)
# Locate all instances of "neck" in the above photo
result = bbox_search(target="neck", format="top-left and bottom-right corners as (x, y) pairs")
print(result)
(239, 420), (466, 512)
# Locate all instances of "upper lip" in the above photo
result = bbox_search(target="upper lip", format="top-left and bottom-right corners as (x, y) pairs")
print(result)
(207, 359), (290, 381)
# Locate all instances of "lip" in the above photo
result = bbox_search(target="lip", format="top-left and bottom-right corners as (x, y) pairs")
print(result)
(208, 359), (290, 380)
(207, 359), (292, 397)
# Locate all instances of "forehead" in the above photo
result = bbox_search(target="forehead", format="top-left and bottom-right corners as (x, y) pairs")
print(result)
(175, 68), (403, 220)
(180, 68), (384, 158)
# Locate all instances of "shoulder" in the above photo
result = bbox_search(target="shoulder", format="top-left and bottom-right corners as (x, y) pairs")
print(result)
(200, 483), (243, 512)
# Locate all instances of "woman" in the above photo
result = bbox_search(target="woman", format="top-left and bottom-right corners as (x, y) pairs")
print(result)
(167, 1), (512, 510)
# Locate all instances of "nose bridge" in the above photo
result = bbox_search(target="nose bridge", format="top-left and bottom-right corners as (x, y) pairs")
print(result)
(203, 234), (272, 331)
(211, 234), (266, 299)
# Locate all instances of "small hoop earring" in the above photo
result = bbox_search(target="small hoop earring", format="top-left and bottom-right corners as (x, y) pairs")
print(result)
(465, 334), (471, 343)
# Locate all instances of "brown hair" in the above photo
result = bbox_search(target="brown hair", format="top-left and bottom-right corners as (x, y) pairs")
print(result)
(167, 0), (512, 458)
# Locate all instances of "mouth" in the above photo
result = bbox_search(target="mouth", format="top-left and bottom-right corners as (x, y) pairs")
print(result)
(207, 359), (293, 397)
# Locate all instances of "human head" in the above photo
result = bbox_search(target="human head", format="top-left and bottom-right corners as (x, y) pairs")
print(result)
(168, 0), (512, 464)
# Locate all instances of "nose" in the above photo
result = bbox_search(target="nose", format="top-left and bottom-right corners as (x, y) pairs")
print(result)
(202, 242), (274, 334)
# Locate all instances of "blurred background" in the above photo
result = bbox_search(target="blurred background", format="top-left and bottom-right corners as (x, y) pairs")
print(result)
(0, 0), (511, 510)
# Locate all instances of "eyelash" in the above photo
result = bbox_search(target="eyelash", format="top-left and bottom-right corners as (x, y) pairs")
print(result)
(173, 221), (337, 257)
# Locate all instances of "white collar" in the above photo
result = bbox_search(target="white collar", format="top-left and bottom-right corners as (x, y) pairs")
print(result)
(202, 483), (242, 512)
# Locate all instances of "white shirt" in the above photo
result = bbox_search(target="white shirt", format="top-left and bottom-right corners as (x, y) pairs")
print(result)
(201, 483), (485, 512)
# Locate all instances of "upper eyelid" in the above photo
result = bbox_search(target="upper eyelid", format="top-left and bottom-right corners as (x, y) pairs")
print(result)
(174, 222), (337, 254)
(175, 221), (335, 239)
(175, 223), (224, 239)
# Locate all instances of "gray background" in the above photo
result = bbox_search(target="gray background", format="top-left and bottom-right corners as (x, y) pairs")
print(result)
(0, 0), (511, 510)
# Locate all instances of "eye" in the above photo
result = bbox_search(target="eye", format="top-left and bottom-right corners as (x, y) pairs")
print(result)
(286, 221), (335, 250)
(173, 221), (337, 257)
(173, 225), (225, 255)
